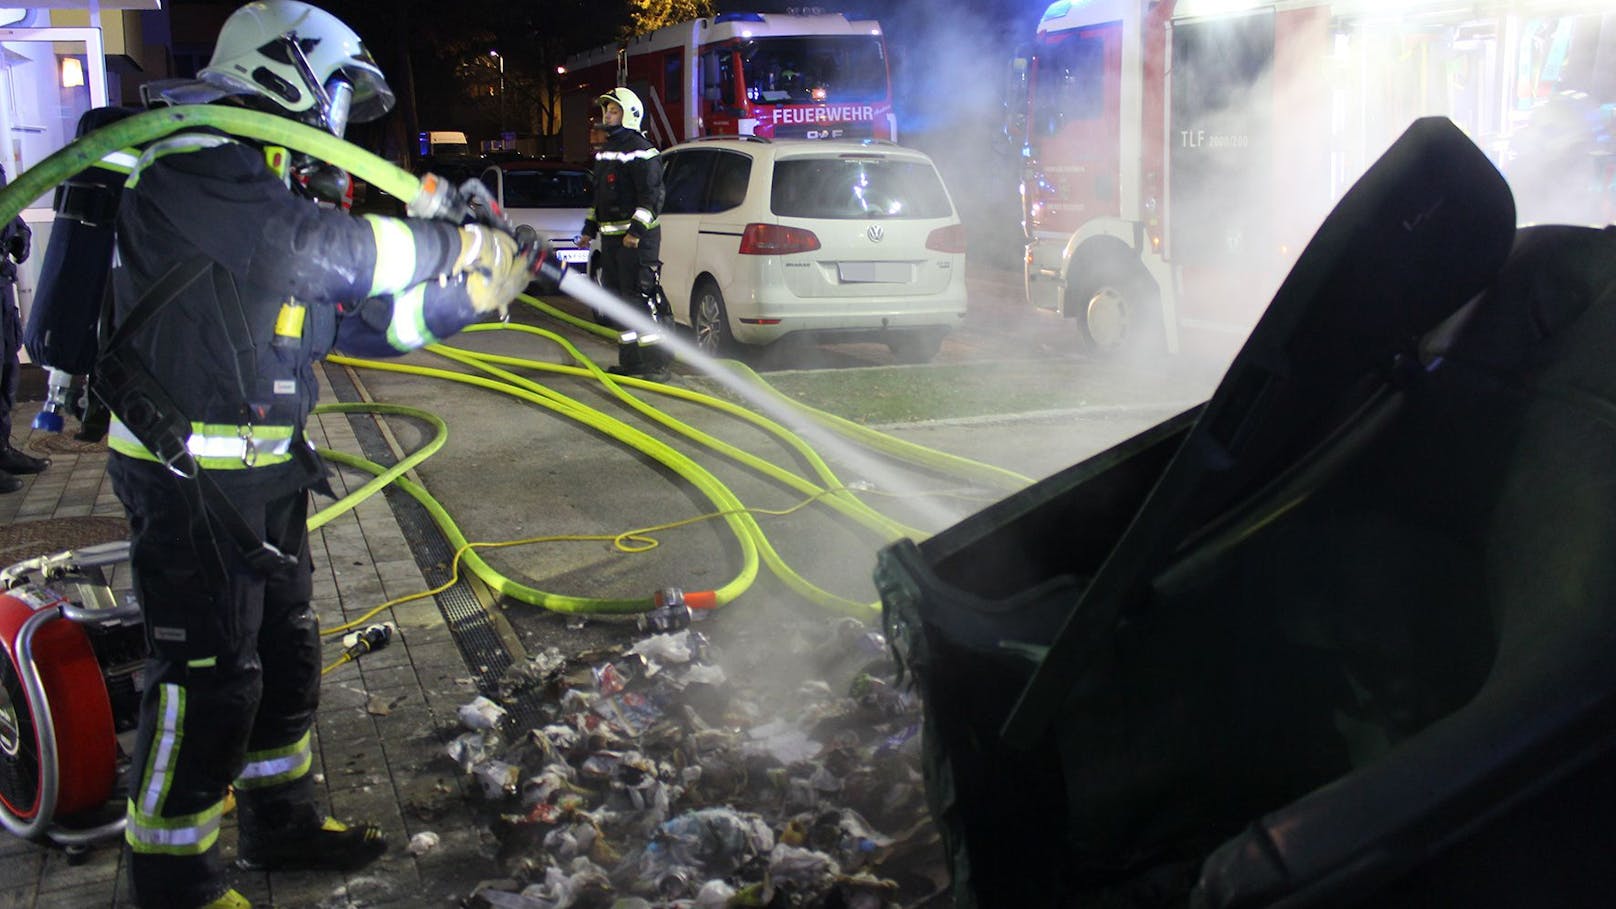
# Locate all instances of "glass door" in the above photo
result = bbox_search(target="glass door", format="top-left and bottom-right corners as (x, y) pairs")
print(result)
(0, 26), (108, 342)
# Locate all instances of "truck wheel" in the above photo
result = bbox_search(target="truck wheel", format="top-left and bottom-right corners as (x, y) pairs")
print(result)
(1066, 245), (1160, 356)
(691, 281), (736, 358)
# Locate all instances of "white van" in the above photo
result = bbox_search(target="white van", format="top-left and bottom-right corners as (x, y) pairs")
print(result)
(418, 130), (470, 158)
(656, 137), (967, 363)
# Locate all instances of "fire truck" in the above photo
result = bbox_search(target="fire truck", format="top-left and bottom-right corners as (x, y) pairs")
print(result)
(559, 11), (897, 155)
(1014, 0), (1615, 360)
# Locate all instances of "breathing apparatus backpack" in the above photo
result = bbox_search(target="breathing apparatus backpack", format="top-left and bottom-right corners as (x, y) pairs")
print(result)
(22, 106), (140, 434)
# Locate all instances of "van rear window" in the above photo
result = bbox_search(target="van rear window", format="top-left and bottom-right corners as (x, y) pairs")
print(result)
(770, 158), (952, 219)
(503, 170), (594, 208)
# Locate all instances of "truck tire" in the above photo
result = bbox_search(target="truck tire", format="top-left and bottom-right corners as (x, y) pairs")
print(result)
(1066, 240), (1161, 356)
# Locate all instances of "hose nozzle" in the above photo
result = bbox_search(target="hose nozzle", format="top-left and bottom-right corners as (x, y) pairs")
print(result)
(528, 242), (569, 297)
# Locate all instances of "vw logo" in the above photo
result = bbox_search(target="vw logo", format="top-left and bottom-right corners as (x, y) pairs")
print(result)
(866, 225), (884, 243)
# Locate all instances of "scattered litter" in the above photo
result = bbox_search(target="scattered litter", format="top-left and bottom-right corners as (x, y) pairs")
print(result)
(626, 631), (696, 667)
(406, 831), (440, 856)
(746, 718), (821, 765)
(655, 807), (774, 876)
(447, 609), (938, 907)
(592, 662), (631, 696)
(692, 879), (734, 906)
(459, 695), (509, 731)
(769, 842), (839, 886)
(473, 760), (523, 800)
(447, 731), (496, 772)
(498, 647), (568, 700)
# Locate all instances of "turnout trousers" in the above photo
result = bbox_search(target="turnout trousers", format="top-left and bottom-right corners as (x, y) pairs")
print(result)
(599, 228), (662, 316)
(109, 454), (322, 908)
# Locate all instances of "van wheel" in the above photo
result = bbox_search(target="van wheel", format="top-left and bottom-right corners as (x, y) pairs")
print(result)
(887, 330), (943, 364)
(1066, 243), (1161, 356)
(692, 282), (736, 358)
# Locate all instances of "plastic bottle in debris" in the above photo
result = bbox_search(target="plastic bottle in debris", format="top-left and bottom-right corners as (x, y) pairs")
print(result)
(638, 587), (693, 634)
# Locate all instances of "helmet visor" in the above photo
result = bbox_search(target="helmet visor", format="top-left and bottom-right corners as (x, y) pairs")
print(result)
(339, 41), (394, 123)
(326, 77), (353, 137)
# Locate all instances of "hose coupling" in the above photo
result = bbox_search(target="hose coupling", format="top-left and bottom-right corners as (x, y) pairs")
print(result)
(406, 172), (467, 222)
(638, 587), (693, 634)
(342, 622), (396, 661)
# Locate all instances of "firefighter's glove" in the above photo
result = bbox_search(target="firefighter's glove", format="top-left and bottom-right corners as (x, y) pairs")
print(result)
(454, 224), (534, 317)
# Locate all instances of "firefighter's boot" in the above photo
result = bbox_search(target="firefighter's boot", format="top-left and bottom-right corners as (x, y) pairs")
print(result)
(235, 788), (386, 872)
(236, 815), (386, 871)
(201, 889), (252, 909)
(610, 329), (672, 381)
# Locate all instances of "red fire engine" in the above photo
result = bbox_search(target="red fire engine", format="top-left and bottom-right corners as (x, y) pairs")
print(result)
(1014, 0), (1615, 361)
(560, 11), (897, 155)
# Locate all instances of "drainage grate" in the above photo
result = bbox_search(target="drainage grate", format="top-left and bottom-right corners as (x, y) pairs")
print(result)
(321, 363), (548, 730)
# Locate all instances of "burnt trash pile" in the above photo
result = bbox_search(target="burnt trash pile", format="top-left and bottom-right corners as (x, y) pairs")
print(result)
(453, 614), (947, 908)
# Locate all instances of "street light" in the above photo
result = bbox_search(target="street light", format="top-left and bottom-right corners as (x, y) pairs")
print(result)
(490, 49), (505, 139)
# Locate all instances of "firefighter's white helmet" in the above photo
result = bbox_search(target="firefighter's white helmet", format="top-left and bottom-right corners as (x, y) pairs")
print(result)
(597, 87), (644, 132)
(199, 0), (393, 136)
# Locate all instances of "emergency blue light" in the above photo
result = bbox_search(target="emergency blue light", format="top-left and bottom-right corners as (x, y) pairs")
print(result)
(714, 12), (765, 24)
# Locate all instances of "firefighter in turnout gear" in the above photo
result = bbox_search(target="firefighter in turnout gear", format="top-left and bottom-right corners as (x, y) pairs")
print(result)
(576, 87), (673, 378)
(103, 3), (535, 907)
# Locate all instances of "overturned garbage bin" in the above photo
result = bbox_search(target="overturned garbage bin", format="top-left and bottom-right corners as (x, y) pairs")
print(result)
(875, 116), (1616, 908)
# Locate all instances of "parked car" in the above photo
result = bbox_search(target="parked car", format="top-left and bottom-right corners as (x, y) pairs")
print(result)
(479, 159), (595, 273)
(657, 137), (967, 363)
(416, 153), (482, 186)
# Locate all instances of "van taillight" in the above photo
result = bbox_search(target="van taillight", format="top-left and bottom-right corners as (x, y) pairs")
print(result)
(926, 224), (966, 254)
(738, 223), (821, 255)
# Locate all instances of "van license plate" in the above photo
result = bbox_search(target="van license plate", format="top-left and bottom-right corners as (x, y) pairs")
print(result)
(838, 262), (911, 284)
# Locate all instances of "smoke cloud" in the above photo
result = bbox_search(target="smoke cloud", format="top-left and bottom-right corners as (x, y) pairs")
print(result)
(873, 1), (1613, 369)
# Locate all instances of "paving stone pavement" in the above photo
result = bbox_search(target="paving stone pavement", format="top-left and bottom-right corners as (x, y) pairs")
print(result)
(2, 369), (505, 909)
